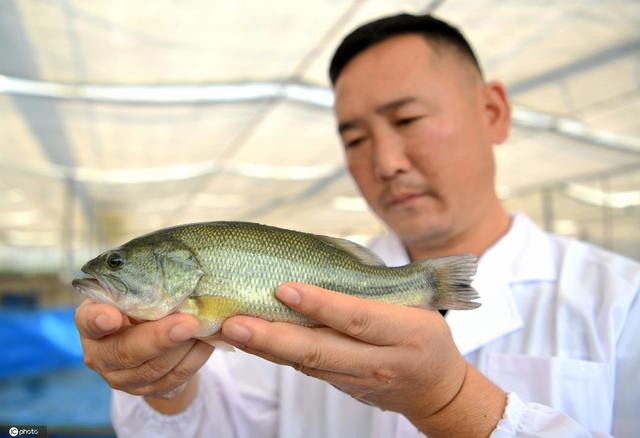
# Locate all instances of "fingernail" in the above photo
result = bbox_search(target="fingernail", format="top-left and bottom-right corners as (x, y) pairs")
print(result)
(170, 323), (195, 343)
(96, 314), (116, 332)
(224, 323), (252, 343)
(276, 285), (301, 306)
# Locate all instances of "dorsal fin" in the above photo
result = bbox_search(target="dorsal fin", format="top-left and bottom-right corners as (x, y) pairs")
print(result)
(315, 235), (386, 266)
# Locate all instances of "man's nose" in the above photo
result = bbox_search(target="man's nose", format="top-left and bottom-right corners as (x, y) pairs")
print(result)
(371, 129), (411, 180)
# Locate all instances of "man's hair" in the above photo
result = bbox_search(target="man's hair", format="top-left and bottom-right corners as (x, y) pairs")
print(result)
(329, 13), (482, 85)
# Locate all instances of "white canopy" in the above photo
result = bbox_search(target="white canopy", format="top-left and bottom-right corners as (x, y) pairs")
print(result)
(1, 0), (638, 273)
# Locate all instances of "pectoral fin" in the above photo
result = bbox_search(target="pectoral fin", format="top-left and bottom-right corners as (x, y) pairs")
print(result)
(178, 295), (244, 337)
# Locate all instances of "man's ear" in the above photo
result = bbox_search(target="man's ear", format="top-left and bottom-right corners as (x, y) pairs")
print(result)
(483, 80), (511, 145)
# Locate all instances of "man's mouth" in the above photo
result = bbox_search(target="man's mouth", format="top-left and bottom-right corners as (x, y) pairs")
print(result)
(388, 192), (424, 205)
(384, 189), (433, 208)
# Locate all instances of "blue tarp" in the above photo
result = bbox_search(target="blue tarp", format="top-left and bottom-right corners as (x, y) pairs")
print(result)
(0, 308), (84, 378)
(0, 308), (113, 432)
(0, 365), (113, 429)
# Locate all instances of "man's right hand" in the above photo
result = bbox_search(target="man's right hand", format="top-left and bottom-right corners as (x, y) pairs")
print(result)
(74, 299), (214, 413)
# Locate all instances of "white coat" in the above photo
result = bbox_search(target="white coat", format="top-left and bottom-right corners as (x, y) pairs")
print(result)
(112, 214), (640, 437)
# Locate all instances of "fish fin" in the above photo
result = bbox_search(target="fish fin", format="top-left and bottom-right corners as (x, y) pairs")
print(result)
(178, 295), (245, 337)
(421, 254), (481, 310)
(315, 235), (386, 267)
(154, 241), (205, 299)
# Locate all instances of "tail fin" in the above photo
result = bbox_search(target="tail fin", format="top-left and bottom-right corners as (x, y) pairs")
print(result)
(420, 254), (480, 310)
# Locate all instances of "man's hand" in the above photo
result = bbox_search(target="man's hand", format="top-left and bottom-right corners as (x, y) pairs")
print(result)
(220, 283), (506, 436)
(74, 299), (214, 414)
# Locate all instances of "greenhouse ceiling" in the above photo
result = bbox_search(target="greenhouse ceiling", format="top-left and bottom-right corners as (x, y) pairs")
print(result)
(0, 0), (639, 273)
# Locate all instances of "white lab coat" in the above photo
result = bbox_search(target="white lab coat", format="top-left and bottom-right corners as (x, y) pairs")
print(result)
(112, 214), (640, 437)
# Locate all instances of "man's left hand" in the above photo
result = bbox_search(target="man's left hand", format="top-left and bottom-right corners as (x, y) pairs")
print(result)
(216, 282), (468, 422)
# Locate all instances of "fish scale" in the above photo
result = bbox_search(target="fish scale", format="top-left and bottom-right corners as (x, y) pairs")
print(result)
(72, 221), (480, 336)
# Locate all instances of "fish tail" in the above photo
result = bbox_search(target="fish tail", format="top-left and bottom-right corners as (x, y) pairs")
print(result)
(420, 254), (480, 310)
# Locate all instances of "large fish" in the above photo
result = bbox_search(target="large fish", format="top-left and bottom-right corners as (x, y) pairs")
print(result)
(72, 221), (480, 337)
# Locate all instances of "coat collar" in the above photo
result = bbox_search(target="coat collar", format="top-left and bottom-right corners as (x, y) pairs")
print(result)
(368, 213), (557, 355)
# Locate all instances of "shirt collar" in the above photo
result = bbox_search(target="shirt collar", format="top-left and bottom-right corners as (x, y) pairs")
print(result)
(479, 213), (557, 284)
(368, 213), (557, 355)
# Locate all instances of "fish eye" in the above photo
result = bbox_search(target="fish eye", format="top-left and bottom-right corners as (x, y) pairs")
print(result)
(106, 252), (124, 270)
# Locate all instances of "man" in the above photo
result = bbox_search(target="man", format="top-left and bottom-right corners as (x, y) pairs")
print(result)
(75, 14), (640, 437)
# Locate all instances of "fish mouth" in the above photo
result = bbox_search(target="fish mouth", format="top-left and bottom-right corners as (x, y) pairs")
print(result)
(72, 265), (126, 306)
(72, 269), (170, 320)
(72, 276), (117, 305)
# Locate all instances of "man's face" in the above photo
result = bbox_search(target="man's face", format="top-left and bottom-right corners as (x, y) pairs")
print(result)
(334, 34), (501, 249)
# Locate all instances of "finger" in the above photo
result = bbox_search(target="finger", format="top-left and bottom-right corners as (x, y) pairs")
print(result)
(275, 283), (426, 345)
(237, 344), (355, 378)
(236, 339), (392, 396)
(75, 299), (125, 339)
(103, 340), (195, 391)
(101, 313), (200, 370)
(222, 317), (376, 376)
(131, 340), (214, 397)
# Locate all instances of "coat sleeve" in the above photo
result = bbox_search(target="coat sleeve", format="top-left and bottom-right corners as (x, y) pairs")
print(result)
(490, 393), (611, 438)
(111, 349), (280, 438)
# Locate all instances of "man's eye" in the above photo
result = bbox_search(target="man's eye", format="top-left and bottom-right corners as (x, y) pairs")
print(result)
(345, 137), (365, 148)
(396, 116), (423, 126)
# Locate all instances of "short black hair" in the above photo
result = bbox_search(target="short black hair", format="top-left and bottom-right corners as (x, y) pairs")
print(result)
(329, 13), (482, 85)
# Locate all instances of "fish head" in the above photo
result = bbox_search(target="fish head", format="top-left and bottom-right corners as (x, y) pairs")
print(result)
(72, 237), (204, 321)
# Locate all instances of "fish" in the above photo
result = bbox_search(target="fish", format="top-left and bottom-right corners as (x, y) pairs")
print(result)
(72, 221), (480, 337)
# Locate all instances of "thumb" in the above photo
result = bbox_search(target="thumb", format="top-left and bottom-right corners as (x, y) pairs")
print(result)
(75, 299), (125, 339)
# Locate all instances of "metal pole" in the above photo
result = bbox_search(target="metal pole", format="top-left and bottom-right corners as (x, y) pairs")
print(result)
(542, 188), (554, 232)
